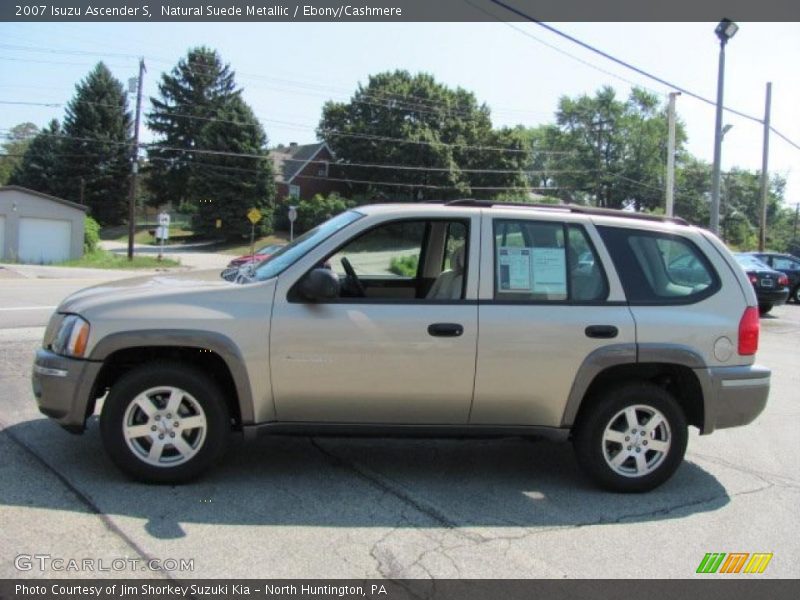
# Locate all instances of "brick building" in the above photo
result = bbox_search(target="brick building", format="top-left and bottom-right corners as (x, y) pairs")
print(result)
(270, 142), (351, 201)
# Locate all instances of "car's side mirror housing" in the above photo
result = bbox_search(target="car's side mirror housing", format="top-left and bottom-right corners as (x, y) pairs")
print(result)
(300, 268), (341, 302)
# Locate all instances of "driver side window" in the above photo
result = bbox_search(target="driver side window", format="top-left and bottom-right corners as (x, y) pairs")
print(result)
(317, 218), (469, 302)
(328, 221), (426, 281)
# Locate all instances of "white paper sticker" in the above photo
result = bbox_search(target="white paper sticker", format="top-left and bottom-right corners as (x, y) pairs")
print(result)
(497, 247), (532, 291)
(532, 248), (566, 295)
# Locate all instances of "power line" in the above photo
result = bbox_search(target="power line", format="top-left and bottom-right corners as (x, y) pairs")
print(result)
(2, 99), (563, 156)
(487, 1), (764, 125)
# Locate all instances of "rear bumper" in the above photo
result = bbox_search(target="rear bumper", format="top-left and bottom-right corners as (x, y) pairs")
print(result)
(698, 364), (770, 434)
(31, 349), (102, 433)
(755, 288), (789, 305)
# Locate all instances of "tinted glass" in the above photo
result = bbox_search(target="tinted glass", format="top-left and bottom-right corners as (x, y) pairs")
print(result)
(598, 226), (719, 303)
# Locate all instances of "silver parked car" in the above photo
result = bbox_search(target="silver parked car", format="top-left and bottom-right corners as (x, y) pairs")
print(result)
(32, 201), (770, 492)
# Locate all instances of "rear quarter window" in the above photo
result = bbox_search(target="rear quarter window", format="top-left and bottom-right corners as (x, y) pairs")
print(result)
(597, 226), (720, 304)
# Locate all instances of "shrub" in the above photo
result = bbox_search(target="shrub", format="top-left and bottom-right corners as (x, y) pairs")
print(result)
(293, 193), (356, 233)
(84, 216), (101, 253)
(389, 255), (419, 277)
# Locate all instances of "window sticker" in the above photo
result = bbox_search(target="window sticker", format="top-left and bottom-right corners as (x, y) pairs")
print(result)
(498, 247), (532, 291)
(532, 248), (567, 295)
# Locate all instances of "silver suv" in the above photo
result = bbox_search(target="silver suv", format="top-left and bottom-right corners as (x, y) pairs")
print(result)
(32, 202), (770, 492)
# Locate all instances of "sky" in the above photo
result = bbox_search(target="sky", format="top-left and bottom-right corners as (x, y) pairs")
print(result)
(1, 20), (798, 211)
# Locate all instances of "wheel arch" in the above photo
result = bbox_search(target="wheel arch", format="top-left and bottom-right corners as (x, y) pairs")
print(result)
(88, 330), (254, 428)
(562, 344), (706, 432)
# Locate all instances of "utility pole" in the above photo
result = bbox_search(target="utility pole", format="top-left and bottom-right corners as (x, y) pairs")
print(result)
(79, 177), (85, 205)
(710, 19), (739, 235)
(127, 58), (145, 261)
(665, 92), (680, 217)
(758, 82), (772, 252)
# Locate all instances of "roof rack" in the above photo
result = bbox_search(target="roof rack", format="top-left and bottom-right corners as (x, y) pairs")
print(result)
(442, 199), (689, 226)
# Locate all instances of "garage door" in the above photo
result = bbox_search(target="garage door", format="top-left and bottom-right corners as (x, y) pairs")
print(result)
(19, 217), (72, 264)
(0, 215), (5, 260)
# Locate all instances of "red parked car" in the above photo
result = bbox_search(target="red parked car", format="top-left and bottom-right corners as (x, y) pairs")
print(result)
(226, 244), (285, 268)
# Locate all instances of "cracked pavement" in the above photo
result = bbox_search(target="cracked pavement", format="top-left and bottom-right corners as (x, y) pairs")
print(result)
(1, 288), (798, 578)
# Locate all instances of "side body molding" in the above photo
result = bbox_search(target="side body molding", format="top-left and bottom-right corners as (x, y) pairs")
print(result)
(89, 329), (255, 424)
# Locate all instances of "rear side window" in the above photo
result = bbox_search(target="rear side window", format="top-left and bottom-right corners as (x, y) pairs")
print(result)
(598, 226), (720, 304)
(493, 219), (607, 302)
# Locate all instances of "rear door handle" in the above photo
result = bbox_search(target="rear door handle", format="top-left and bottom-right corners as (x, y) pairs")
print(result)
(428, 323), (464, 337)
(585, 325), (618, 339)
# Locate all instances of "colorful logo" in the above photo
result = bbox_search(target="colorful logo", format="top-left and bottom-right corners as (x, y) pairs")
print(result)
(696, 552), (773, 574)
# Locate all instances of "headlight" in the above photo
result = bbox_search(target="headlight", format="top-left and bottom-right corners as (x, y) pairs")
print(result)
(51, 315), (91, 358)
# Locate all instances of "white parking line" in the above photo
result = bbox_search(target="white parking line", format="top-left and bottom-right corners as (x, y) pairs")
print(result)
(0, 306), (57, 311)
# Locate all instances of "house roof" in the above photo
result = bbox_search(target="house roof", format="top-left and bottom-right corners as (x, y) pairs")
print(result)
(0, 185), (89, 212)
(270, 142), (332, 184)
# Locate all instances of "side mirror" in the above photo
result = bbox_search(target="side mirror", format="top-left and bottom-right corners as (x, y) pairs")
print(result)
(300, 268), (340, 302)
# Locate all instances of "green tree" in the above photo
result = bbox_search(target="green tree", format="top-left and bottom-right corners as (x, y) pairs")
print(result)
(58, 62), (132, 225)
(189, 96), (275, 239)
(0, 122), (38, 185)
(9, 120), (64, 197)
(545, 86), (685, 210)
(146, 47), (239, 209)
(318, 70), (528, 200)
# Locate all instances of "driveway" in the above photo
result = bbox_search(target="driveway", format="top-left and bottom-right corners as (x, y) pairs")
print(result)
(100, 241), (231, 270)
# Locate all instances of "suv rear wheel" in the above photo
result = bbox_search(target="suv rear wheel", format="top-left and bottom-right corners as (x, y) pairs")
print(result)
(573, 383), (688, 492)
(100, 364), (230, 483)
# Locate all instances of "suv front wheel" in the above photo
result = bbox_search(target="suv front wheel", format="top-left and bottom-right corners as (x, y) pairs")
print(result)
(573, 383), (688, 492)
(100, 363), (230, 483)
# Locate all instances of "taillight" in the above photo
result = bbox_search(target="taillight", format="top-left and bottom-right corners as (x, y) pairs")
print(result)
(738, 307), (760, 355)
(748, 274), (758, 285)
(778, 274), (789, 287)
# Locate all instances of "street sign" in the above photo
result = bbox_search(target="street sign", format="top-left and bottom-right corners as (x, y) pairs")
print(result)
(247, 208), (262, 224)
(155, 226), (170, 240)
(288, 206), (297, 223)
(158, 212), (170, 227)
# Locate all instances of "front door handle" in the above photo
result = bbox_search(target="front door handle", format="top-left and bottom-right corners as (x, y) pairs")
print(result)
(585, 325), (618, 339)
(428, 323), (464, 337)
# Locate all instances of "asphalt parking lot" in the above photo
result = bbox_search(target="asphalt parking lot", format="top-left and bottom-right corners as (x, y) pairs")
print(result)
(0, 271), (798, 579)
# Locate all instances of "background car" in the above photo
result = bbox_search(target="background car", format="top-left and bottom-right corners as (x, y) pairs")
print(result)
(226, 243), (285, 268)
(733, 253), (789, 315)
(746, 251), (800, 304)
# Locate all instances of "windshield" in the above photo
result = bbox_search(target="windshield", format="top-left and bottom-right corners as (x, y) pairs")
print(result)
(249, 210), (364, 282)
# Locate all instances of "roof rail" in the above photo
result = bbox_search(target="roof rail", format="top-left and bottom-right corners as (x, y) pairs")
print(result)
(443, 199), (689, 226)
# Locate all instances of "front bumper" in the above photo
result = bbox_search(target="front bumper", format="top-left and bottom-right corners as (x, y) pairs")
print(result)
(31, 349), (103, 433)
(699, 364), (771, 434)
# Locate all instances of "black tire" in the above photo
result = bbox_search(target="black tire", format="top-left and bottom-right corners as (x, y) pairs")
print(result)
(759, 303), (772, 316)
(100, 363), (230, 484)
(792, 285), (800, 304)
(572, 383), (688, 493)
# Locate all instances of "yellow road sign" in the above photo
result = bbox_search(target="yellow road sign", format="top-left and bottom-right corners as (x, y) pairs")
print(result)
(247, 208), (262, 224)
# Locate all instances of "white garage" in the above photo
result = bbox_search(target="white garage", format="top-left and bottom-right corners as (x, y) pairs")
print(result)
(0, 186), (87, 264)
(19, 217), (72, 264)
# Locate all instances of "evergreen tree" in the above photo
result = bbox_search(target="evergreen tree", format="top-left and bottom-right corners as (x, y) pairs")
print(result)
(9, 120), (64, 197)
(189, 96), (275, 239)
(146, 47), (239, 209)
(59, 62), (132, 225)
(0, 122), (38, 185)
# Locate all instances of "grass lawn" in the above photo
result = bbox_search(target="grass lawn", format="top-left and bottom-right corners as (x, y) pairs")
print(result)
(58, 249), (180, 269)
